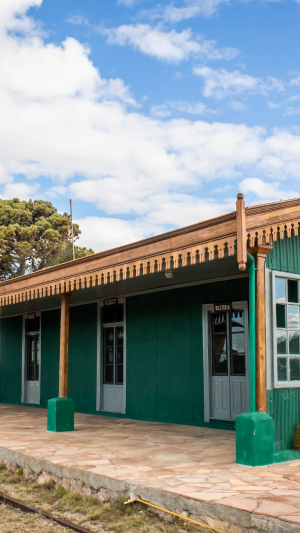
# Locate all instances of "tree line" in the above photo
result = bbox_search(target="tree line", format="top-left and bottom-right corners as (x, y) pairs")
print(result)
(0, 198), (94, 279)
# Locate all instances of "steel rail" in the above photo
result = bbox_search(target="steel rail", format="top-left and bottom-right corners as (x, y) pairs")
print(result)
(0, 490), (93, 533)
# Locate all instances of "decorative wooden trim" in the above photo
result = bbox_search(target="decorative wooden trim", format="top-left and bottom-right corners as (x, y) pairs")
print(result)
(1, 196), (300, 307)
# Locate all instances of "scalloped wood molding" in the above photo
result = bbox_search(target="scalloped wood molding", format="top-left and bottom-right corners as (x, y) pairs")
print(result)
(1, 196), (300, 307)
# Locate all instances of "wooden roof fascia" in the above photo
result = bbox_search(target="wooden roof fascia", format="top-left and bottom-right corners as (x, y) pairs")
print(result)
(1, 196), (300, 307)
(246, 197), (300, 216)
(0, 215), (238, 293)
(0, 210), (237, 290)
(246, 204), (300, 246)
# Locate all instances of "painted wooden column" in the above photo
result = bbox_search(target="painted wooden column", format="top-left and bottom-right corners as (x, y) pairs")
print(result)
(236, 203), (274, 467)
(59, 292), (71, 398)
(47, 291), (74, 432)
(249, 245), (272, 412)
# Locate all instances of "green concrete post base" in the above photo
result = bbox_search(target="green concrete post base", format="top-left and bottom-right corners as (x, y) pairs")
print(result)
(47, 398), (74, 432)
(236, 412), (273, 466)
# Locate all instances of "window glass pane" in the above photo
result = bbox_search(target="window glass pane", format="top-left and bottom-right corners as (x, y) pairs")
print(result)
(116, 326), (124, 384)
(116, 327), (123, 345)
(288, 280), (298, 303)
(116, 347), (123, 365)
(104, 328), (114, 384)
(103, 304), (123, 323)
(277, 330), (287, 355)
(278, 358), (287, 381)
(276, 304), (286, 328)
(105, 365), (114, 384)
(289, 331), (300, 355)
(35, 335), (40, 382)
(276, 277), (286, 303)
(290, 358), (300, 381)
(27, 336), (35, 381)
(231, 311), (245, 376)
(116, 305), (124, 322)
(116, 365), (123, 384)
(288, 305), (300, 329)
(103, 306), (115, 323)
(212, 313), (228, 376)
(27, 316), (40, 333)
(105, 346), (113, 365)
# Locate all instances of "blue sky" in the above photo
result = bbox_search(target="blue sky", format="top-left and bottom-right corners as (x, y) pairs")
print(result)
(1, 0), (300, 251)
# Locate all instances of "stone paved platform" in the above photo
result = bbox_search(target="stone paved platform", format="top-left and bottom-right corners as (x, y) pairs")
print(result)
(1, 404), (300, 531)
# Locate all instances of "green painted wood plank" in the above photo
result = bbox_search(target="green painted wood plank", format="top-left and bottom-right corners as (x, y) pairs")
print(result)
(0, 316), (22, 404)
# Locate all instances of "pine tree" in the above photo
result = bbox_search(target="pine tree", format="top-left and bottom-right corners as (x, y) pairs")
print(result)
(0, 198), (94, 279)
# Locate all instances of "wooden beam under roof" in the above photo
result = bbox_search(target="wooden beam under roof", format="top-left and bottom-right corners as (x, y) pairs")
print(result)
(0, 196), (300, 307)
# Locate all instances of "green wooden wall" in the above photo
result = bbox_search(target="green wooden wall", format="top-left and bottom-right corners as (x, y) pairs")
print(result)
(126, 277), (248, 427)
(0, 304), (97, 410)
(40, 309), (60, 407)
(267, 233), (300, 274)
(267, 388), (300, 452)
(41, 304), (98, 410)
(0, 316), (22, 404)
(68, 303), (97, 412)
(266, 234), (300, 451)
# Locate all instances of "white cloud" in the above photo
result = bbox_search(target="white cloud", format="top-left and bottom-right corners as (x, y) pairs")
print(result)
(66, 15), (89, 26)
(193, 67), (285, 98)
(230, 100), (246, 111)
(76, 195), (234, 250)
(284, 107), (300, 116)
(117, 0), (144, 5)
(1, 1), (300, 252)
(101, 24), (238, 63)
(151, 100), (211, 118)
(140, 0), (231, 22)
(268, 101), (280, 109)
(239, 177), (299, 202)
(290, 76), (300, 88)
(46, 186), (67, 198)
(162, 0), (230, 21)
(142, 0), (296, 23)
(3, 182), (39, 200)
(75, 216), (152, 251)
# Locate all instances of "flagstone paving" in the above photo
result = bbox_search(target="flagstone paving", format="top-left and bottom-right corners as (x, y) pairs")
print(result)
(1, 404), (300, 526)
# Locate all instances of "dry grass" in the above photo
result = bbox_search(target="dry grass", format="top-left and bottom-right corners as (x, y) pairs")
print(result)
(0, 503), (72, 533)
(0, 462), (219, 533)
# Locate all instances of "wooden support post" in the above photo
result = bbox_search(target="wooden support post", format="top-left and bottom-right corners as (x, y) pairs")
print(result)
(248, 245), (272, 412)
(236, 243), (274, 466)
(59, 292), (71, 398)
(236, 193), (247, 271)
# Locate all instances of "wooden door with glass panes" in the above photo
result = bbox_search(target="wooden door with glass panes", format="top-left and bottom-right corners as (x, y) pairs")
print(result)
(102, 303), (125, 413)
(210, 308), (248, 420)
(274, 275), (300, 385)
(25, 316), (41, 404)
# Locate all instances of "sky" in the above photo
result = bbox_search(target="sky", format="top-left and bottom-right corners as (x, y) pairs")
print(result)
(1, 0), (300, 252)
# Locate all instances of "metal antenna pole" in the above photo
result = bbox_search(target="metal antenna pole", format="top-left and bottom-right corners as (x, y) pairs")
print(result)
(70, 199), (75, 261)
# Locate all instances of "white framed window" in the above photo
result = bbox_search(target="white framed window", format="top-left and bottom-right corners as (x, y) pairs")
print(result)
(272, 271), (300, 388)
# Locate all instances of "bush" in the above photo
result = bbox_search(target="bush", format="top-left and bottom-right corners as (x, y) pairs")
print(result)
(55, 486), (66, 499)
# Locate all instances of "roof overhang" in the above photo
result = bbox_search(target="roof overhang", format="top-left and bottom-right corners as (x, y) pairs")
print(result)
(0, 196), (300, 308)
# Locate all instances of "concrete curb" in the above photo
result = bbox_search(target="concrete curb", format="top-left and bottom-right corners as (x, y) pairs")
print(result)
(0, 447), (299, 533)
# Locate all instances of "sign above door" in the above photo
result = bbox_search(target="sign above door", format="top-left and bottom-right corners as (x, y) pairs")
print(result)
(104, 297), (118, 306)
(214, 303), (232, 313)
